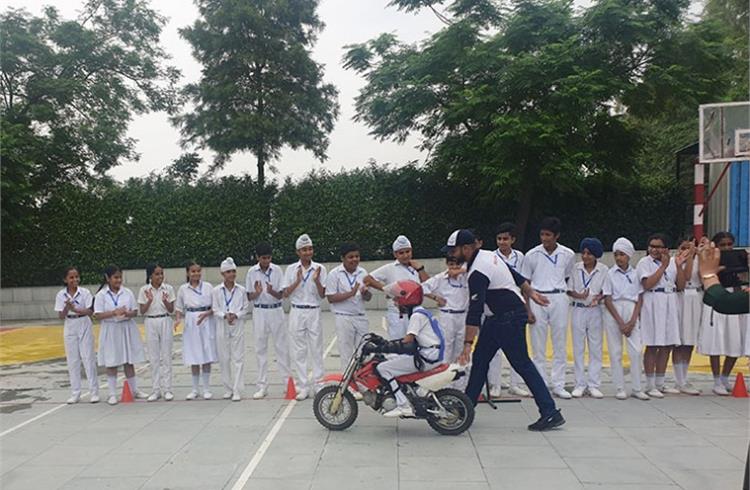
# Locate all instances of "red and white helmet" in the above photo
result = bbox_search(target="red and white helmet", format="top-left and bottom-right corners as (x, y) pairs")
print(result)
(385, 280), (423, 307)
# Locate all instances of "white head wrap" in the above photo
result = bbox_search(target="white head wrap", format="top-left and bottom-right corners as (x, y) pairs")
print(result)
(392, 235), (412, 252)
(295, 233), (313, 250)
(612, 237), (635, 258)
(220, 257), (237, 272)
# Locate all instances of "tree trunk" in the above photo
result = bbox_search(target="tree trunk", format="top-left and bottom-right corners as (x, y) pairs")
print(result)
(515, 176), (534, 249)
(257, 147), (266, 188)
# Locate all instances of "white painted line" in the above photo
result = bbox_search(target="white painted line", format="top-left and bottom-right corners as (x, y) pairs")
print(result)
(231, 335), (338, 490)
(0, 348), (182, 438)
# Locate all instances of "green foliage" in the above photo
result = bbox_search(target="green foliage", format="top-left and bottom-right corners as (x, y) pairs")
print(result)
(174, 0), (340, 187)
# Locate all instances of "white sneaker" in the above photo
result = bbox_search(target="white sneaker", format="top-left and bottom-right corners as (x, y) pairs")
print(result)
(632, 391), (650, 401)
(509, 385), (530, 397)
(147, 392), (160, 402)
(66, 394), (80, 404)
(223, 392), (233, 400)
(231, 393), (241, 402)
(203, 391), (213, 400)
(253, 388), (268, 400)
(107, 395), (118, 406)
(571, 387), (585, 398)
(660, 386), (681, 395)
(133, 389), (149, 400)
(615, 389), (628, 400)
(489, 386), (502, 399)
(383, 405), (414, 418)
(647, 388), (664, 399)
(713, 385), (730, 396)
(186, 390), (198, 401)
(679, 383), (701, 395)
(588, 387), (604, 399)
(164, 392), (174, 401)
(553, 388), (572, 399)
(295, 389), (309, 401)
(89, 394), (100, 404)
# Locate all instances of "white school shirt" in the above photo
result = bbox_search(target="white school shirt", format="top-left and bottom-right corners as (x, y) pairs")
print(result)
(175, 281), (213, 312)
(369, 261), (421, 312)
(602, 265), (642, 302)
(282, 261), (327, 307)
(683, 256), (701, 289)
(567, 261), (609, 306)
(421, 271), (469, 311)
(54, 287), (94, 317)
(520, 243), (575, 292)
(245, 263), (284, 306)
(407, 307), (441, 349)
(495, 248), (525, 272)
(137, 283), (176, 316)
(94, 286), (137, 321)
(325, 264), (368, 315)
(211, 283), (248, 320)
(636, 256), (678, 292)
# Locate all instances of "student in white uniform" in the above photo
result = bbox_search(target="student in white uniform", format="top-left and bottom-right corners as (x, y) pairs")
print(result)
(283, 234), (327, 401)
(602, 238), (648, 400)
(637, 233), (687, 398)
(422, 256), (468, 364)
(138, 264), (176, 402)
(697, 232), (744, 395)
(326, 242), (372, 372)
(673, 238), (702, 395)
(364, 235), (430, 339)
(175, 261), (217, 400)
(488, 223), (531, 398)
(55, 266), (99, 404)
(212, 257), (248, 401)
(93, 265), (148, 405)
(246, 242), (291, 399)
(520, 217), (575, 399)
(567, 238), (609, 398)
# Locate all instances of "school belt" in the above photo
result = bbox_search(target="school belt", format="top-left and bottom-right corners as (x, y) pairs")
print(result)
(572, 302), (598, 308)
(186, 306), (211, 312)
(66, 314), (86, 318)
(613, 298), (637, 303)
(292, 304), (319, 309)
(254, 303), (282, 309)
(536, 289), (565, 294)
(648, 288), (676, 293)
(683, 286), (704, 292)
(440, 309), (466, 314)
(334, 312), (365, 317)
(146, 314), (170, 318)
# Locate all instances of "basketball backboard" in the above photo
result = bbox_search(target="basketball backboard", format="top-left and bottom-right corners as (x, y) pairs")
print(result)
(699, 101), (750, 163)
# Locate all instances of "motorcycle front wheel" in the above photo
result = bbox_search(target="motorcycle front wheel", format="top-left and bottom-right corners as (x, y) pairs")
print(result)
(426, 388), (475, 436)
(313, 384), (359, 431)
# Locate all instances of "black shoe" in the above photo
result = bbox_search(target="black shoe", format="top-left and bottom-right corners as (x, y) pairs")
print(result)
(527, 409), (565, 432)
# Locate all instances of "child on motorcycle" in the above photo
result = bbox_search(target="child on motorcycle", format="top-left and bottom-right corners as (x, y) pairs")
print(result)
(363, 280), (445, 418)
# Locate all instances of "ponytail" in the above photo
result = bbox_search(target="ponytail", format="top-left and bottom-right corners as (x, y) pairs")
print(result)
(93, 264), (121, 309)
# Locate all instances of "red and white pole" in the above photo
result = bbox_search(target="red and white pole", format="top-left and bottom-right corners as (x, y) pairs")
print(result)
(693, 159), (705, 239)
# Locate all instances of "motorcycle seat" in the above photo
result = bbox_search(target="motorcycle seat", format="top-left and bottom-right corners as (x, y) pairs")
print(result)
(395, 363), (449, 383)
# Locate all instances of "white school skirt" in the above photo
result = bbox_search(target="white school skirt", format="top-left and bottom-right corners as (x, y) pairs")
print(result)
(678, 289), (703, 346)
(640, 291), (681, 346)
(182, 311), (218, 365)
(742, 314), (750, 357)
(97, 319), (146, 367)
(697, 301), (743, 357)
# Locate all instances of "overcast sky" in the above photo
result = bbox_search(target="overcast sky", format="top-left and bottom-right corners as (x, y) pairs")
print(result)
(9, 0), (452, 183)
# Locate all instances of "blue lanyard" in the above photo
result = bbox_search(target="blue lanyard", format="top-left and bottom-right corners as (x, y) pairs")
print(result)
(581, 269), (598, 289)
(301, 265), (314, 283)
(399, 263), (416, 276)
(497, 249), (519, 269)
(447, 275), (464, 288)
(188, 282), (203, 296)
(543, 253), (558, 266)
(616, 268), (632, 284)
(107, 290), (121, 307)
(262, 267), (273, 283)
(343, 270), (359, 289)
(222, 287), (236, 310)
(653, 259), (669, 282)
(66, 290), (81, 305)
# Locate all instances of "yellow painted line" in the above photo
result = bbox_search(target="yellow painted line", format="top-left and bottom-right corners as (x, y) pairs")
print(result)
(0, 323), (183, 366)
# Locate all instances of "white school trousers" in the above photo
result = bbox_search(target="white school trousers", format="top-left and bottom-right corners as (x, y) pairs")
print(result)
(253, 306), (291, 390)
(571, 305), (603, 390)
(146, 316), (174, 393)
(216, 319), (245, 395)
(529, 293), (569, 390)
(603, 300), (643, 392)
(334, 313), (369, 371)
(488, 350), (524, 387)
(289, 307), (324, 392)
(64, 317), (99, 396)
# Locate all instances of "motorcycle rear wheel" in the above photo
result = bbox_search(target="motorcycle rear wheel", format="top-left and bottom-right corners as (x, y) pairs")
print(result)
(426, 388), (475, 436)
(313, 384), (359, 431)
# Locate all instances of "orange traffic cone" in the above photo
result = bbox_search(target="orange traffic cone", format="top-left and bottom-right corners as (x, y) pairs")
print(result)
(732, 373), (749, 398)
(121, 380), (135, 403)
(284, 377), (297, 400)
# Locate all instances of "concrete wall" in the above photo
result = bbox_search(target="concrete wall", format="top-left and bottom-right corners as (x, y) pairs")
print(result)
(0, 252), (645, 322)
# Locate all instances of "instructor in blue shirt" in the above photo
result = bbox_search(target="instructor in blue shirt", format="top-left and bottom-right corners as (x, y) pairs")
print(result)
(444, 229), (565, 431)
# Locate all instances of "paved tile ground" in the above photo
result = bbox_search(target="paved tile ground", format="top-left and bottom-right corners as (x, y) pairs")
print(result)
(1, 311), (748, 489)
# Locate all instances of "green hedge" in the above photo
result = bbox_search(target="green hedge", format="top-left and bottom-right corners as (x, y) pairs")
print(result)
(1, 164), (688, 287)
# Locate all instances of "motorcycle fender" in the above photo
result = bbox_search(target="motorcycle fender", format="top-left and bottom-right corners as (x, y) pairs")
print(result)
(415, 369), (457, 392)
(321, 374), (359, 391)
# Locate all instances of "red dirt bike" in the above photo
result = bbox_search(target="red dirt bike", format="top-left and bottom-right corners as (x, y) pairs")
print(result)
(312, 333), (475, 435)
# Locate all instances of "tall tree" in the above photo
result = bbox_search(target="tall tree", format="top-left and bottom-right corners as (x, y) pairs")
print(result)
(344, 0), (699, 243)
(0, 0), (179, 234)
(175, 0), (339, 187)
